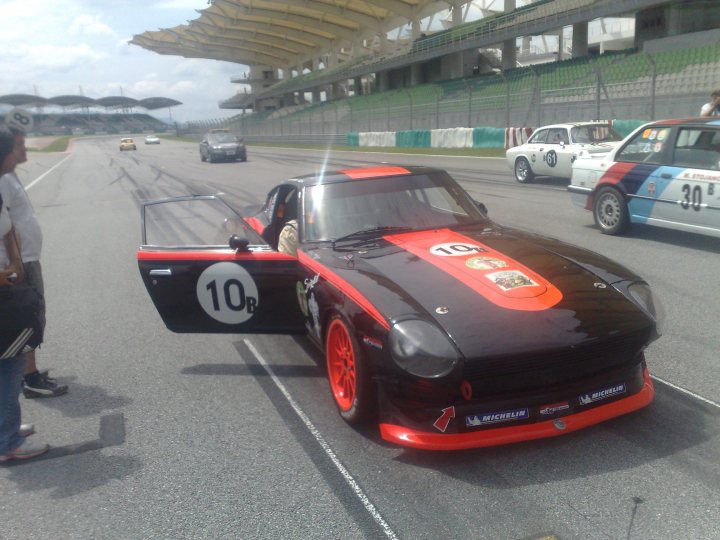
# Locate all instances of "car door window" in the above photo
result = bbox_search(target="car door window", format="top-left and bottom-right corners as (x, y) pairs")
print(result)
(672, 128), (720, 171)
(528, 129), (548, 144)
(616, 127), (667, 164)
(548, 128), (568, 145)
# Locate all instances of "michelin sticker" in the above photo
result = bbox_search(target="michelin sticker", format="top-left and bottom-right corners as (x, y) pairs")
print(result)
(579, 383), (626, 405)
(430, 242), (486, 256)
(196, 262), (258, 324)
(466, 408), (529, 427)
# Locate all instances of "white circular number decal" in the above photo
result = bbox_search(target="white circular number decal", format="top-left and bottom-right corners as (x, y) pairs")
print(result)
(430, 242), (485, 256)
(5, 108), (33, 131)
(196, 262), (259, 324)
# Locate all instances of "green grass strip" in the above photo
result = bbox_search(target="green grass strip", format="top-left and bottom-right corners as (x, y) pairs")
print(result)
(28, 136), (71, 152)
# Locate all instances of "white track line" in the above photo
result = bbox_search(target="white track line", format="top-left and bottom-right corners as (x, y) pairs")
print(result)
(25, 153), (72, 191)
(243, 339), (398, 540)
(651, 375), (720, 409)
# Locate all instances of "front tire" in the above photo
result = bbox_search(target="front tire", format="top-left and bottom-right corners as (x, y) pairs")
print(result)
(593, 186), (629, 235)
(325, 315), (375, 424)
(514, 157), (534, 183)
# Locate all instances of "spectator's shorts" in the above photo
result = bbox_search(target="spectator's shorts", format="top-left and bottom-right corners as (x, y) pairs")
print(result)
(23, 261), (45, 332)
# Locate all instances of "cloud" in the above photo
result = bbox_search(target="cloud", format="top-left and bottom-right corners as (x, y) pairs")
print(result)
(70, 14), (115, 37)
(154, 0), (209, 10)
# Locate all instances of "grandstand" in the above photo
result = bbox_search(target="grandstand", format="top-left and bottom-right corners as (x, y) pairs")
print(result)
(131, 0), (720, 139)
(0, 94), (180, 136)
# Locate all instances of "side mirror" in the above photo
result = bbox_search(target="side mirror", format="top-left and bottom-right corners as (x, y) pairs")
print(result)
(473, 200), (488, 215)
(229, 235), (250, 252)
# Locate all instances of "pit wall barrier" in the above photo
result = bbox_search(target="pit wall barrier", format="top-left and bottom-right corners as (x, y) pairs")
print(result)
(347, 120), (649, 150)
(348, 127), (508, 149)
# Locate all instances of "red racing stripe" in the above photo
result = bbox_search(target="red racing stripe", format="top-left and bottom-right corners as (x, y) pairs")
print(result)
(297, 250), (389, 330)
(584, 161), (638, 210)
(339, 166), (410, 179)
(383, 229), (562, 311)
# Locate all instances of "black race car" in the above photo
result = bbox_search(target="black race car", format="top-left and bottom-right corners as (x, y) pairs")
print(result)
(137, 166), (661, 450)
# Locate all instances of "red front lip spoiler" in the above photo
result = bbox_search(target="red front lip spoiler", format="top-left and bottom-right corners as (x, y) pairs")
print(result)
(379, 368), (654, 451)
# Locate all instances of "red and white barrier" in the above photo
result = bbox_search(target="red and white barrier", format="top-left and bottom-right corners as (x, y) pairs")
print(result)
(504, 127), (534, 150)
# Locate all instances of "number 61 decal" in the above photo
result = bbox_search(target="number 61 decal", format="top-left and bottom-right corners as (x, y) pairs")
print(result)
(196, 262), (259, 324)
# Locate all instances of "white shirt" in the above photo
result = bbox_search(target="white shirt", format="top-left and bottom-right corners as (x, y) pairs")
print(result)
(0, 172), (42, 262)
(700, 102), (720, 116)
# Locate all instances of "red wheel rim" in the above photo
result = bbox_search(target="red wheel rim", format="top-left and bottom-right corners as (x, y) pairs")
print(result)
(326, 319), (356, 412)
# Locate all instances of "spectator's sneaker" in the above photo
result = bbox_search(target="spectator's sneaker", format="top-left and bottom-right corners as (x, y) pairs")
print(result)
(0, 438), (49, 463)
(23, 371), (68, 398)
(19, 423), (35, 437)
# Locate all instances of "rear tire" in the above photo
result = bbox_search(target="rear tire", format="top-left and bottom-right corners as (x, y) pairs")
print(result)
(325, 315), (375, 424)
(200, 153), (206, 162)
(593, 186), (629, 235)
(514, 157), (534, 183)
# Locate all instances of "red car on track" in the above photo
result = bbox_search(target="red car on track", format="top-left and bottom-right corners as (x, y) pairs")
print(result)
(137, 166), (661, 450)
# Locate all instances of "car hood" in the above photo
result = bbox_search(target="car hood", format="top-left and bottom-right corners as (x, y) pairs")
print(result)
(309, 225), (652, 359)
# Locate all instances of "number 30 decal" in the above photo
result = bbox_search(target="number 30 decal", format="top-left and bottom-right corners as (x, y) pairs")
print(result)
(681, 184), (702, 211)
(196, 262), (259, 324)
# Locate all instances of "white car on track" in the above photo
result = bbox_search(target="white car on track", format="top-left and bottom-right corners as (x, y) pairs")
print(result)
(506, 122), (623, 183)
(568, 118), (720, 237)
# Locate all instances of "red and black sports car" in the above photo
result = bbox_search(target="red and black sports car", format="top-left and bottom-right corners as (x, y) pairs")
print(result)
(137, 166), (661, 450)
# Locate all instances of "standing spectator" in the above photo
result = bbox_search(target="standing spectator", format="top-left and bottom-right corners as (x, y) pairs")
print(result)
(0, 130), (49, 463)
(0, 127), (68, 398)
(700, 89), (720, 116)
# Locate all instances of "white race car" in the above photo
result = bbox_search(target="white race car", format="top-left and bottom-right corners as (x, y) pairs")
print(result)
(568, 118), (720, 238)
(506, 122), (623, 183)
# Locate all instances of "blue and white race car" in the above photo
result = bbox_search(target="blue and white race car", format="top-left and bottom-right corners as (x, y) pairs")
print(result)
(569, 118), (720, 237)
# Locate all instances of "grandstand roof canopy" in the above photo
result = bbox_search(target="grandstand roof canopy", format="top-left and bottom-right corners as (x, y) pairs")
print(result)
(0, 94), (50, 107)
(0, 94), (182, 110)
(130, 0), (455, 70)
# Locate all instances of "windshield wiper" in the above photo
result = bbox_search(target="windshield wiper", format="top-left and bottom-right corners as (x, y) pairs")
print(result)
(332, 226), (413, 249)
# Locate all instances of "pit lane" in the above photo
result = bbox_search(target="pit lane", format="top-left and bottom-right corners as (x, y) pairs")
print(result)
(1, 137), (718, 540)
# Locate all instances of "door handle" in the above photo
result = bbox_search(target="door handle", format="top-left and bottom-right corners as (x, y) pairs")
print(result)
(149, 269), (172, 277)
(660, 173), (672, 179)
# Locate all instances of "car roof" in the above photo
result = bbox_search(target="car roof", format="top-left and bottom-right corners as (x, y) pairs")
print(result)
(534, 121), (612, 130)
(283, 165), (444, 188)
(646, 117), (720, 127)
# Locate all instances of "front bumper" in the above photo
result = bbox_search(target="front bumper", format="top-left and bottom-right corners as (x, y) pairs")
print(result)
(379, 366), (654, 451)
(567, 184), (592, 209)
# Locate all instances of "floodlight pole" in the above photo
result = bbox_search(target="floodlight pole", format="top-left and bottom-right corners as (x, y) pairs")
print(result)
(493, 68), (510, 128)
(463, 79), (472, 128)
(645, 52), (657, 120)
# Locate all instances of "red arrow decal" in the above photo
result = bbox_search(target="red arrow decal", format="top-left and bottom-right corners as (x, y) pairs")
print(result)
(433, 406), (455, 433)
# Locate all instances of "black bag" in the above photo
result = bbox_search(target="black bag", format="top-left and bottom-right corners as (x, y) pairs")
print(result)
(0, 192), (43, 359)
(0, 283), (43, 359)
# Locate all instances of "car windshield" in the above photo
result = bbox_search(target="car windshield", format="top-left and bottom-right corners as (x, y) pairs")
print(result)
(209, 133), (238, 144)
(303, 172), (487, 241)
(571, 125), (622, 143)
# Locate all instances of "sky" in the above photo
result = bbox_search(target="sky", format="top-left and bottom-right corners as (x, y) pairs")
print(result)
(0, 0), (249, 123)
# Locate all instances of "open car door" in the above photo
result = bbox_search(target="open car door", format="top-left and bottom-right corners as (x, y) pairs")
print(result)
(137, 195), (305, 335)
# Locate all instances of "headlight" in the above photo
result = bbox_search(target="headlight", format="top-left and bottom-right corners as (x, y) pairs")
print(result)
(627, 281), (665, 336)
(389, 319), (459, 378)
